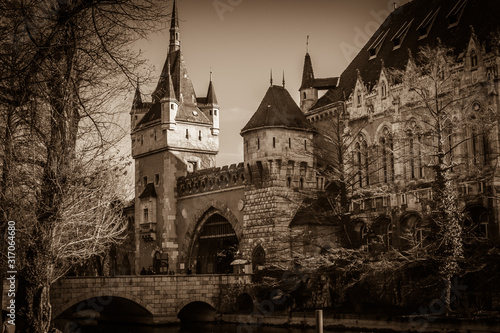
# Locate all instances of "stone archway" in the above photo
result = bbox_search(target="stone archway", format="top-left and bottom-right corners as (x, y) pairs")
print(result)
(188, 210), (239, 274)
(182, 202), (242, 273)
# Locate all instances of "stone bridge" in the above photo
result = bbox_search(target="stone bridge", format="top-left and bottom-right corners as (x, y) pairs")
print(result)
(50, 274), (252, 324)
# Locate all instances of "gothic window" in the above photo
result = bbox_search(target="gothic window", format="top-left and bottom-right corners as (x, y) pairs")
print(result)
(379, 128), (393, 183)
(406, 121), (422, 179)
(381, 81), (387, 98)
(467, 103), (488, 167)
(354, 135), (369, 188)
(470, 50), (478, 69)
(444, 121), (454, 170)
(357, 91), (362, 107)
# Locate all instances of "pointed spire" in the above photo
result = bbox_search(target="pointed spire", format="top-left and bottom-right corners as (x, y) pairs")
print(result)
(282, 70), (285, 88)
(161, 56), (176, 101)
(132, 79), (143, 109)
(306, 35), (309, 53)
(270, 69), (273, 86)
(206, 72), (218, 106)
(169, 0), (180, 53)
(300, 52), (315, 90)
(171, 0), (179, 30)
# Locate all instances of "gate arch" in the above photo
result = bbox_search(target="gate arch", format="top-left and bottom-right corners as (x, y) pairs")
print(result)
(185, 205), (241, 274)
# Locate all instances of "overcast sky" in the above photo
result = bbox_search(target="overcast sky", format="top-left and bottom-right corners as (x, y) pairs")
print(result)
(130, 0), (410, 166)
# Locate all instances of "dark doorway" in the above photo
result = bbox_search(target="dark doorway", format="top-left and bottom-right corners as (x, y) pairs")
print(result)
(193, 214), (238, 274)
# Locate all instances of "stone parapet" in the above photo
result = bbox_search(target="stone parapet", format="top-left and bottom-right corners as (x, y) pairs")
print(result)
(177, 163), (245, 197)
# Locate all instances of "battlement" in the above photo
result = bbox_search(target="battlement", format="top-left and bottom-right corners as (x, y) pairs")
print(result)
(177, 162), (245, 197)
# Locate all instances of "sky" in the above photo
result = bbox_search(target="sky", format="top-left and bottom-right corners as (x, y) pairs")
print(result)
(128, 0), (410, 166)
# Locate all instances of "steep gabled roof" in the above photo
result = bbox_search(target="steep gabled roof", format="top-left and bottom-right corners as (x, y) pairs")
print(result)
(310, 0), (500, 111)
(241, 85), (314, 134)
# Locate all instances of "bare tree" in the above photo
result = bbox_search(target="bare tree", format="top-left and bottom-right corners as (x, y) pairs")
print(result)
(389, 41), (498, 313)
(0, 0), (168, 331)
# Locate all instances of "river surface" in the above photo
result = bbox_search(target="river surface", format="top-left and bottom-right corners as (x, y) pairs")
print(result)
(78, 322), (373, 332)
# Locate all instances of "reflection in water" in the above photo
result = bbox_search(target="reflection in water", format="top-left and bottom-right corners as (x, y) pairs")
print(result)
(77, 322), (370, 333)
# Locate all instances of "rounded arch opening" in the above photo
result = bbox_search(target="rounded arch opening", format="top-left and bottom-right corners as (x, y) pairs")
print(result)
(235, 293), (254, 313)
(190, 213), (239, 274)
(54, 296), (153, 326)
(178, 301), (216, 323)
(252, 245), (266, 272)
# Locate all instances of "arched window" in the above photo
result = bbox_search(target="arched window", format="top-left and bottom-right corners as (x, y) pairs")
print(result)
(406, 121), (422, 179)
(379, 128), (393, 183)
(252, 245), (266, 272)
(354, 135), (369, 188)
(470, 50), (478, 69)
(381, 81), (387, 98)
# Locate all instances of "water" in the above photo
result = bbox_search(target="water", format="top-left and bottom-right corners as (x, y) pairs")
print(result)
(76, 322), (369, 332)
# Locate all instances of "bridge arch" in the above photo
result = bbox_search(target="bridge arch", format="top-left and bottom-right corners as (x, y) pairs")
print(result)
(176, 297), (216, 315)
(52, 291), (153, 319)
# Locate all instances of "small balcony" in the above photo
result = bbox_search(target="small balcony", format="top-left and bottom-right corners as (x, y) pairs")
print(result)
(140, 222), (157, 241)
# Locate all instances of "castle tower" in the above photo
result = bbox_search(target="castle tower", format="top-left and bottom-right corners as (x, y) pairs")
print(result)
(299, 53), (318, 112)
(131, 0), (219, 273)
(240, 84), (316, 268)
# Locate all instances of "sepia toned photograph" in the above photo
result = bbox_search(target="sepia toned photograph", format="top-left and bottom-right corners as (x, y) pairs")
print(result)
(1, 0), (500, 332)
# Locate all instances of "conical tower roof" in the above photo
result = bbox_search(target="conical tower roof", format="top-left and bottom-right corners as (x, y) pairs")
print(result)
(241, 85), (314, 134)
(300, 53), (315, 90)
(206, 79), (218, 106)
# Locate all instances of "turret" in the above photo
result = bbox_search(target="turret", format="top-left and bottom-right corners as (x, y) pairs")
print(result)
(299, 52), (318, 113)
(169, 0), (180, 53)
(241, 85), (316, 189)
(206, 77), (219, 135)
(130, 81), (148, 131)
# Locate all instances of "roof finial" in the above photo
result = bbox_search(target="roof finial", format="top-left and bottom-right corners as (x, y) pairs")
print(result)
(210, 67), (212, 81)
(306, 35), (309, 53)
(282, 70), (285, 88)
(270, 69), (273, 86)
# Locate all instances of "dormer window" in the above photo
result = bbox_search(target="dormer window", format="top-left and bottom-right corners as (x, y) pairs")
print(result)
(470, 50), (478, 69)
(417, 8), (440, 39)
(447, 0), (467, 28)
(367, 30), (388, 59)
(391, 19), (413, 49)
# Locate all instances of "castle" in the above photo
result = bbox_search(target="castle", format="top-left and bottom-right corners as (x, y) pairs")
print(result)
(127, 0), (500, 275)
